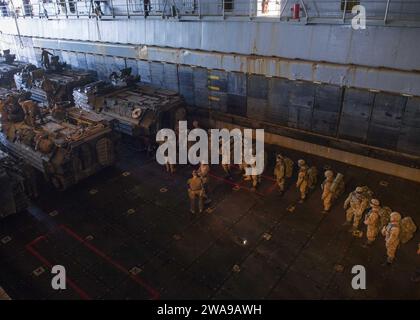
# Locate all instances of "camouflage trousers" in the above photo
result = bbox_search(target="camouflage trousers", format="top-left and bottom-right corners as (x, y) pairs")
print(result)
(386, 241), (399, 260)
(251, 175), (261, 189)
(346, 208), (363, 229)
(165, 163), (175, 174)
(188, 189), (204, 213)
(298, 181), (308, 200)
(276, 176), (285, 192)
(322, 192), (333, 211)
(366, 226), (379, 242)
(222, 164), (232, 176)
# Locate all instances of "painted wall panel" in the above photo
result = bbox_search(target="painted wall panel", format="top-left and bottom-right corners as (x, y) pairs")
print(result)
(312, 110), (339, 137)
(398, 127), (420, 155)
(313, 85), (342, 113)
(125, 58), (139, 77)
(163, 63), (179, 92)
(150, 61), (165, 88)
(367, 124), (400, 150)
(403, 97), (420, 128)
(247, 97), (266, 121)
(137, 60), (151, 83)
(178, 65), (195, 105)
(248, 74), (268, 100)
(227, 94), (247, 117)
(193, 67), (209, 108)
(371, 93), (406, 128)
(227, 72), (247, 97)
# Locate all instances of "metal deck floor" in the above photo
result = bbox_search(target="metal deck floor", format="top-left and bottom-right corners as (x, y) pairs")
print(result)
(1, 143), (420, 300)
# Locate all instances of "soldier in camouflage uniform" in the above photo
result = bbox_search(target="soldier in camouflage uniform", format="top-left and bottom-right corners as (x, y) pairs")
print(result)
(221, 163), (233, 179)
(187, 170), (204, 214)
(250, 161), (261, 191)
(165, 160), (175, 174)
(296, 159), (309, 202)
(274, 154), (286, 193)
(321, 170), (334, 212)
(363, 198), (381, 246)
(343, 186), (370, 231)
(198, 161), (211, 204)
(241, 163), (251, 181)
(381, 212), (401, 265)
(160, 135), (176, 174)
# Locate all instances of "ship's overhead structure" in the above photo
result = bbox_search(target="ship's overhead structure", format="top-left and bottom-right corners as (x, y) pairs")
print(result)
(14, 59), (95, 105)
(0, 91), (116, 190)
(74, 80), (186, 138)
(0, 149), (36, 218)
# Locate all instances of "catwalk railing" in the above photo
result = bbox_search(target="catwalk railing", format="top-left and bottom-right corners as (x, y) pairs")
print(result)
(0, 0), (419, 26)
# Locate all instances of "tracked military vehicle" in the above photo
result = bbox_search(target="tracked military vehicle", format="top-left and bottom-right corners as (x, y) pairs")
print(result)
(14, 56), (95, 105)
(0, 149), (37, 218)
(0, 91), (117, 191)
(0, 50), (28, 88)
(73, 69), (186, 149)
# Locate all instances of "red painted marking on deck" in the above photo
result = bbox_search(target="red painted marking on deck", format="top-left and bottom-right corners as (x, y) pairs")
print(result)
(208, 172), (266, 196)
(25, 242), (92, 300)
(59, 225), (160, 300)
(208, 171), (279, 197)
(25, 225), (160, 300)
(264, 181), (279, 195)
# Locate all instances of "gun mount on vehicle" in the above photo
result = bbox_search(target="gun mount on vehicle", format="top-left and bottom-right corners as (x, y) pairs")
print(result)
(14, 59), (95, 106)
(0, 50), (29, 88)
(0, 91), (117, 191)
(73, 75), (186, 149)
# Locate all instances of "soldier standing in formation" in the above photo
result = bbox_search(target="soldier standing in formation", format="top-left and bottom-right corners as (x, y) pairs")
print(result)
(221, 163), (233, 179)
(198, 161), (211, 204)
(160, 135), (176, 174)
(381, 212), (402, 265)
(250, 161), (261, 191)
(187, 170), (204, 214)
(343, 186), (370, 232)
(274, 154), (286, 194)
(296, 159), (309, 202)
(363, 198), (381, 247)
(321, 170), (334, 212)
(220, 137), (233, 179)
(241, 163), (251, 182)
(321, 170), (344, 213)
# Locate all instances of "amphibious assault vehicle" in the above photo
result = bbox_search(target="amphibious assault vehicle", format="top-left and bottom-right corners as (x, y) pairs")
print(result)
(73, 70), (186, 147)
(0, 149), (37, 218)
(14, 57), (95, 105)
(0, 50), (28, 88)
(0, 91), (117, 190)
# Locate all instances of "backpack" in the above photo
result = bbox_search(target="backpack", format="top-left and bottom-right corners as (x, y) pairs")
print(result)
(399, 217), (417, 244)
(307, 166), (318, 188)
(378, 206), (392, 231)
(284, 157), (294, 178)
(330, 173), (345, 197)
(359, 186), (373, 201)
